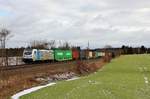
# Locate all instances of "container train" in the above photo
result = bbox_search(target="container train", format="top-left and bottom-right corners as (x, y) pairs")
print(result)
(22, 48), (106, 63)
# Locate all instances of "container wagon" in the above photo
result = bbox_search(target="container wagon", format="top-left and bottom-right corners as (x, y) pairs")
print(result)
(85, 50), (93, 59)
(88, 51), (93, 59)
(92, 51), (98, 58)
(54, 49), (72, 61)
(80, 50), (86, 60)
(99, 52), (105, 57)
(72, 49), (80, 60)
(80, 50), (93, 59)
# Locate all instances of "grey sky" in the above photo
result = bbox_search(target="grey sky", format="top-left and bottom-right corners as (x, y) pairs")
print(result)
(0, 0), (150, 48)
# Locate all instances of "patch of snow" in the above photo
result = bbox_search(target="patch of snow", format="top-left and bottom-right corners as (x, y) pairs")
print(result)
(138, 66), (149, 84)
(144, 77), (149, 84)
(88, 80), (92, 83)
(11, 83), (56, 99)
(88, 80), (101, 85)
(66, 77), (79, 81)
(145, 80), (149, 84)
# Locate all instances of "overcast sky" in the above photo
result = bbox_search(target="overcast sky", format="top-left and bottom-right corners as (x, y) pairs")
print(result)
(0, 0), (150, 48)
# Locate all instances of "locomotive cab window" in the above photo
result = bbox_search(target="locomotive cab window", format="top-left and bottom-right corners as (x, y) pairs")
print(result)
(24, 52), (32, 55)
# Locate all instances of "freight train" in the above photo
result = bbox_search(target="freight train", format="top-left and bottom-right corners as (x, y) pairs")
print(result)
(22, 48), (106, 63)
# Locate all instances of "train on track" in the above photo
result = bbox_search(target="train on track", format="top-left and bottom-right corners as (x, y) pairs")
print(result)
(22, 48), (106, 63)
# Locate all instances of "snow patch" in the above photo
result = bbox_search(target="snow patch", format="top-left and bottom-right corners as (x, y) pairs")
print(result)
(66, 77), (79, 81)
(144, 77), (149, 84)
(138, 66), (149, 85)
(11, 83), (56, 99)
(145, 80), (149, 84)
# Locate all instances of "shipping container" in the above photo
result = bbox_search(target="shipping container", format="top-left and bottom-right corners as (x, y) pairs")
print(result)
(85, 50), (93, 59)
(72, 49), (79, 60)
(54, 49), (72, 61)
(92, 51), (95, 58)
(80, 50), (93, 59)
(64, 50), (72, 60)
(91, 51), (105, 58)
(92, 51), (97, 58)
(34, 49), (54, 61)
(40, 50), (54, 61)
(80, 50), (86, 60)
(89, 51), (93, 58)
(99, 52), (105, 57)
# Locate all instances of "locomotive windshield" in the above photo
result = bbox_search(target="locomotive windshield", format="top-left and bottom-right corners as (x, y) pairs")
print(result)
(24, 51), (32, 55)
(24, 49), (32, 55)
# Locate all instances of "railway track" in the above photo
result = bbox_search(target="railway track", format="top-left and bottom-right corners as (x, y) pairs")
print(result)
(0, 58), (101, 71)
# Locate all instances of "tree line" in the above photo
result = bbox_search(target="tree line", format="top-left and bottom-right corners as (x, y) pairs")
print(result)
(121, 45), (148, 54)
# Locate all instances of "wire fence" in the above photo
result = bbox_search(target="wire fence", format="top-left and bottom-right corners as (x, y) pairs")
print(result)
(0, 48), (24, 66)
(0, 57), (24, 66)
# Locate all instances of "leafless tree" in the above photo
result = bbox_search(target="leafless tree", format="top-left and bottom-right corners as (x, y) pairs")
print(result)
(58, 41), (71, 49)
(48, 40), (56, 49)
(29, 40), (56, 49)
(29, 40), (71, 50)
(63, 41), (70, 49)
(29, 40), (49, 49)
(0, 28), (12, 66)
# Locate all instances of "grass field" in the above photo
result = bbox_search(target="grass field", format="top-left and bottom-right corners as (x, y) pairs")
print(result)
(21, 55), (150, 99)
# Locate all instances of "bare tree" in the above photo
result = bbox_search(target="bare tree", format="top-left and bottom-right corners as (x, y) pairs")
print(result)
(58, 41), (71, 49)
(29, 40), (71, 50)
(29, 40), (57, 49)
(0, 29), (11, 48)
(63, 41), (71, 49)
(0, 28), (12, 66)
(48, 40), (56, 49)
(29, 40), (49, 49)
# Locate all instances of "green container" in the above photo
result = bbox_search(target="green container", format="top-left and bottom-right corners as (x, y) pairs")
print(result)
(95, 51), (98, 58)
(95, 51), (101, 58)
(54, 49), (72, 61)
